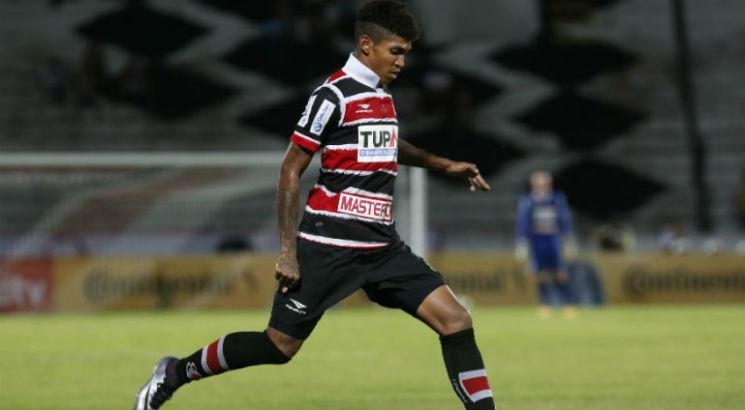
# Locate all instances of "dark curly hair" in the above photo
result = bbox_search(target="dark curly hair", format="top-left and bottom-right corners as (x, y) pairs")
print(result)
(355, 0), (420, 42)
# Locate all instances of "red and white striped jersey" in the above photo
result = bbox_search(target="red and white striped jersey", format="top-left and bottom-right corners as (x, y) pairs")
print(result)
(289, 54), (400, 249)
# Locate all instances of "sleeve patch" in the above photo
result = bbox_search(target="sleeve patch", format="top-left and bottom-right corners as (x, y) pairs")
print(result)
(310, 99), (336, 136)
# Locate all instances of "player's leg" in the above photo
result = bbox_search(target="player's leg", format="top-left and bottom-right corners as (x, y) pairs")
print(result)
(133, 327), (297, 410)
(554, 269), (578, 318)
(133, 239), (359, 409)
(416, 286), (496, 410)
(551, 241), (578, 317)
(173, 327), (297, 384)
(532, 237), (562, 317)
(534, 271), (553, 318)
(363, 244), (495, 410)
(133, 321), (305, 410)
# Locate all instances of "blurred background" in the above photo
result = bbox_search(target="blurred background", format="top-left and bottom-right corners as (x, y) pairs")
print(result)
(1, 0), (744, 312)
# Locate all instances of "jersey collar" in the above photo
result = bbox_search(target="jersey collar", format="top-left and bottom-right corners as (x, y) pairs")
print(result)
(342, 53), (381, 89)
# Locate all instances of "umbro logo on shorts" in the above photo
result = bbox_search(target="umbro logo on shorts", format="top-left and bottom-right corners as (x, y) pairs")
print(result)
(285, 298), (308, 315)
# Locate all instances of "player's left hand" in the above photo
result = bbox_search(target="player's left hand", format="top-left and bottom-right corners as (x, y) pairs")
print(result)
(275, 255), (301, 294)
(562, 238), (578, 260)
(444, 161), (490, 192)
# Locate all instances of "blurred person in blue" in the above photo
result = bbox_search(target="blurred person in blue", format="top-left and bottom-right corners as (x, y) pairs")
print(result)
(515, 170), (578, 318)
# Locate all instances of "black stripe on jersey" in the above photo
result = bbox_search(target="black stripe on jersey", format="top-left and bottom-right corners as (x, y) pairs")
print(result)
(320, 129), (357, 145)
(317, 171), (395, 196)
(299, 212), (399, 244)
(334, 77), (377, 96)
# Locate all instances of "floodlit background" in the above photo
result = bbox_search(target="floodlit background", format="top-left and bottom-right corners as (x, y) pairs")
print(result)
(1, 0), (743, 256)
(0, 1), (744, 409)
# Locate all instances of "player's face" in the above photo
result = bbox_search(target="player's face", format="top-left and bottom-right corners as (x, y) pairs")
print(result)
(368, 35), (412, 85)
(531, 172), (552, 195)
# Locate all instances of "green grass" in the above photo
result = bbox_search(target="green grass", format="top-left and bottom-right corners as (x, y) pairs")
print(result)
(2, 305), (744, 410)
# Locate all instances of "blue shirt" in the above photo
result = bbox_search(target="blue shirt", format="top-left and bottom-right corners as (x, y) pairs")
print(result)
(515, 191), (573, 240)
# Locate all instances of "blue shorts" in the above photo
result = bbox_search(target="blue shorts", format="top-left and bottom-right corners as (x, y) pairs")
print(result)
(529, 235), (563, 273)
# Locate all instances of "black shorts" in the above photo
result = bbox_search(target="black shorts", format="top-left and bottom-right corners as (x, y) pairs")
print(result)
(268, 239), (445, 340)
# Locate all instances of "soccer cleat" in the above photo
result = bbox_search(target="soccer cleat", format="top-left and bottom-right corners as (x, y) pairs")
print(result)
(537, 305), (553, 319)
(562, 306), (579, 320)
(133, 356), (179, 410)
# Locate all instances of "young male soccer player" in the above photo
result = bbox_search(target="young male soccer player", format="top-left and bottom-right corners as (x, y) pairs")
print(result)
(134, 1), (496, 409)
(515, 170), (577, 318)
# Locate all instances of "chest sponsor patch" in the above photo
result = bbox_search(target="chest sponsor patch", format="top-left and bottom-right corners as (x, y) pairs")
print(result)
(532, 205), (558, 233)
(337, 192), (392, 222)
(310, 99), (336, 136)
(357, 124), (398, 163)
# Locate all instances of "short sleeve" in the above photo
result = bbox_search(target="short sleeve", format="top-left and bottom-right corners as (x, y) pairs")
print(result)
(290, 87), (340, 153)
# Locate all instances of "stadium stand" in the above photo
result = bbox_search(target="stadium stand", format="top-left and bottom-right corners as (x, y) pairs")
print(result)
(0, 0), (743, 257)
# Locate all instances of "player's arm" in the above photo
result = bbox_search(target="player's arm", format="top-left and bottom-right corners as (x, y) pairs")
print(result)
(397, 139), (490, 191)
(276, 85), (339, 292)
(275, 143), (313, 293)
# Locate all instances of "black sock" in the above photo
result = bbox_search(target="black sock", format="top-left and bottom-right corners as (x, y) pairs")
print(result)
(557, 281), (575, 305)
(440, 328), (495, 410)
(174, 331), (290, 385)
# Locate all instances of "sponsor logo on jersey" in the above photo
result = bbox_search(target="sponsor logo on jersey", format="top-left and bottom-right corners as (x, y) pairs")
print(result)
(357, 124), (398, 163)
(337, 192), (393, 222)
(310, 99), (336, 136)
(297, 95), (317, 127)
(532, 205), (558, 234)
(355, 103), (373, 114)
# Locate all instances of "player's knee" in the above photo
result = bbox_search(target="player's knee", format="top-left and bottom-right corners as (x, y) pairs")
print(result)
(266, 328), (303, 361)
(440, 308), (472, 335)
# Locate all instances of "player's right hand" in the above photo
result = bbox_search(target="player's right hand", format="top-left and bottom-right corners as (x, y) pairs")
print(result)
(275, 256), (300, 294)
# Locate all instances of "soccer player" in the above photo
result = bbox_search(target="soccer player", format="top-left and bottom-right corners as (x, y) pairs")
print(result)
(134, 1), (496, 409)
(514, 170), (578, 318)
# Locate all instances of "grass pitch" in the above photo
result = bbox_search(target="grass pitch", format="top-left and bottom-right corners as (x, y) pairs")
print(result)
(2, 305), (744, 410)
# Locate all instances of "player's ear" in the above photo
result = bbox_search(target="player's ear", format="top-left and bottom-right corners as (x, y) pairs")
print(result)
(359, 34), (374, 56)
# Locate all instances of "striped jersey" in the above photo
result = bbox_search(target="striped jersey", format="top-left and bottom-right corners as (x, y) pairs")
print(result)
(289, 53), (400, 249)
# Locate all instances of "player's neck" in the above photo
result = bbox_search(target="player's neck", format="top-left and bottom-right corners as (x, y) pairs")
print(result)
(352, 50), (386, 87)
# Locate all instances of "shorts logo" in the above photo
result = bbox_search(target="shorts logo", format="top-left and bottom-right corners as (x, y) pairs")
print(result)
(297, 95), (317, 127)
(338, 192), (392, 222)
(186, 361), (202, 380)
(357, 124), (398, 163)
(285, 298), (307, 315)
(310, 99), (336, 136)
